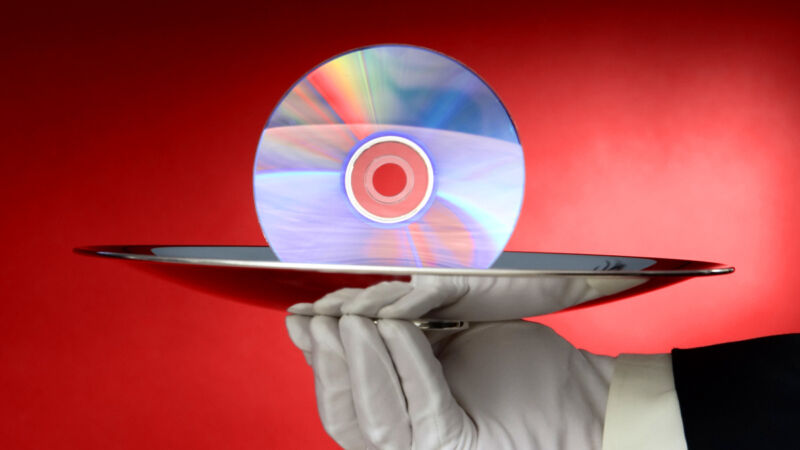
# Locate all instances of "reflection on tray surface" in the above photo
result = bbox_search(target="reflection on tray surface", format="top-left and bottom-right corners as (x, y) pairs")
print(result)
(147, 246), (658, 271)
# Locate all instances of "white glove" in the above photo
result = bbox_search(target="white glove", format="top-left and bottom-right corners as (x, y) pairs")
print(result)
(288, 274), (644, 322)
(286, 280), (615, 449)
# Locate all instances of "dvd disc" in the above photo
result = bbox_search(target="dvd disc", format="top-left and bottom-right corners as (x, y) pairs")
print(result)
(253, 44), (525, 268)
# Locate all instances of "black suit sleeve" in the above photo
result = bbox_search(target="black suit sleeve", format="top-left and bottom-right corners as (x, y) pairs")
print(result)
(671, 334), (800, 450)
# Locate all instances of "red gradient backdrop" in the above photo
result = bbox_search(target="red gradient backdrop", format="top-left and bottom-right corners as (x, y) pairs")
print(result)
(3, 2), (799, 448)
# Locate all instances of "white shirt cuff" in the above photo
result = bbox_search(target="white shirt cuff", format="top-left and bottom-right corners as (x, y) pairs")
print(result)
(602, 353), (688, 450)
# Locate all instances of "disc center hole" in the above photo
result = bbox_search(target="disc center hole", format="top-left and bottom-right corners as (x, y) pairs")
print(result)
(372, 163), (407, 197)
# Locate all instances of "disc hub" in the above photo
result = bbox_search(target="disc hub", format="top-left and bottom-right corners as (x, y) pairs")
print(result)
(344, 135), (434, 224)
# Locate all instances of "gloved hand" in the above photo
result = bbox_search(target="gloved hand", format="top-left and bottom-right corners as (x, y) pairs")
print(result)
(286, 280), (615, 449)
(289, 274), (644, 322)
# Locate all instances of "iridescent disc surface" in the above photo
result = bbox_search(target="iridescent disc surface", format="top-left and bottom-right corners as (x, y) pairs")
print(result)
(253, 44), (525, 268)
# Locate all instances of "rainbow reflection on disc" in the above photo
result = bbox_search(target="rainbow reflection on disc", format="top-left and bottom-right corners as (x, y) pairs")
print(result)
(253, 44), (525, 268)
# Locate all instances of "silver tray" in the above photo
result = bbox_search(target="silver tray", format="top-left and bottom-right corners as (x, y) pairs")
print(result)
(75, 245), (733, 321)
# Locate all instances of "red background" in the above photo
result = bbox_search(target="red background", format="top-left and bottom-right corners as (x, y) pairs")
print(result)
(3, 2), (800, 448)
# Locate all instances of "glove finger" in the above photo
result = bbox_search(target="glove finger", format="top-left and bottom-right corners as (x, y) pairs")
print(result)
(285, 314), (313, 365)
(376, 284), (463, 319)
(377, 319), (472, 448)
(340, 281), (412, 316)
(312, 288), (364, 317)
(287, 302), (314, 316)
(339, 315), (412, 449)
(309, 316), (369, 449)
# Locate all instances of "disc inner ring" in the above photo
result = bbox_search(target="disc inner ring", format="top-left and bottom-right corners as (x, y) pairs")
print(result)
(344, 135), (434, 224)
(365, 155), (414, 203)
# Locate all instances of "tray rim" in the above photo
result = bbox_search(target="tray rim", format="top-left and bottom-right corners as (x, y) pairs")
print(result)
(74, 245), (735, 278)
